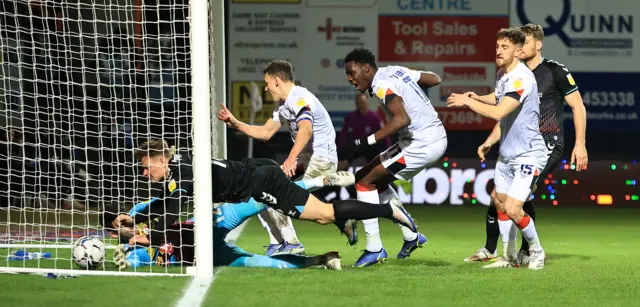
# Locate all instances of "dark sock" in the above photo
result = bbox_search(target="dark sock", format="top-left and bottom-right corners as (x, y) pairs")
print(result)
(333, 199), (392, 221)
(484, 204), (499, 254)
(520, 200), (536, 252)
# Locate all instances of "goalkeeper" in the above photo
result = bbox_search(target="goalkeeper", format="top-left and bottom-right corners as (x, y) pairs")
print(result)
(132, 139), (416, 244)
(102, 173), (351, 269)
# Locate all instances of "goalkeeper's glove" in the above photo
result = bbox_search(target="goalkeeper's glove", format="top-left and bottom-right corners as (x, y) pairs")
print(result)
(113, 244), (130, 270)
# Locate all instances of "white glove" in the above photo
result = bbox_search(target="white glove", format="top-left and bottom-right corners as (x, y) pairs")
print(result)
(113, 244), (129, 270)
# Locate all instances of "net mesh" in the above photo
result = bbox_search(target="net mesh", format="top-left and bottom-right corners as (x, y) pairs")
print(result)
(0, 0), (203, 275)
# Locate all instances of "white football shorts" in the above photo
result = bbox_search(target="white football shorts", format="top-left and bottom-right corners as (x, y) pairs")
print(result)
(494, 152), (548, 202)
(380, 137), (447, 181)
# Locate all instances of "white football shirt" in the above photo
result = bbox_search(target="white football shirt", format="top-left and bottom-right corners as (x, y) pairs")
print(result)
(495, 62), (546, 160)
(272, 85), (338, 164)
(371, 65), (446, 144)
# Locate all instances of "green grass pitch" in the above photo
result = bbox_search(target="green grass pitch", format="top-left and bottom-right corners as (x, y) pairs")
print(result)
(0, 205), (638, 307)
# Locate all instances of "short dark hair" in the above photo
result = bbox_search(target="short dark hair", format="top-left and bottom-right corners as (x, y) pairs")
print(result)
(135, 138), (174, 160)
(496, 27), (526, 46)
(262, 60), (294, 82)
(99, 202), (120, 229)
(344, 48), (377, 69)
(519, 23), (544, 42)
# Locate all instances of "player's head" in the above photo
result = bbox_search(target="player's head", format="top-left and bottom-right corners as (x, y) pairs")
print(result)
(519, 23), (544, 62)
(495, 27), (526, 68)
(135, 138), (174, 181)
(263, 60), (294, 101)
(344, 48), (378, 93)
(355, 93), (369, 115)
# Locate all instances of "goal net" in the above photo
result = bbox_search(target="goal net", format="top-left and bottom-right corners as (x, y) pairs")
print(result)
(0, 0), (219, 276)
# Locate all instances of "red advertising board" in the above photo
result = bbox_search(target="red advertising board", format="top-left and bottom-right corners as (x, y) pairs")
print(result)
(378, 16), (509, 62)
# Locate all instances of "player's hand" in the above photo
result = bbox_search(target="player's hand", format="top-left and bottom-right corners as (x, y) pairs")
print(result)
(477, 143), (491, 162)
(114, 214), (131, 228)
(129, 234), (150, 247)
(113, 244), (129, 270)
(463, 91), (479, 99)
(571, 144), (588, 171)
(281, 156), (298, 178)
(217, 104), (237, 127)
(446, 93), (468, 107)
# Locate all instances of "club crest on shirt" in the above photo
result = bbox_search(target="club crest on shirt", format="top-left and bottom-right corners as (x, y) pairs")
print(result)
(512, 78), (523, 90)
(376, 88), (385, 99)
(168, 179), (177, 193)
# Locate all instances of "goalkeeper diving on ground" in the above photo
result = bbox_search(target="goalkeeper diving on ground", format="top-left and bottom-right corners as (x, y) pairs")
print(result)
(100, 138), (418, 269)
(101, 174), (349, 269)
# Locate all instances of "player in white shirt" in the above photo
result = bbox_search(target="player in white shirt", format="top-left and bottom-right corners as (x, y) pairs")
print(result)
(343, 48), (446, 267)
(446, 28), (547, 270)
(218, 60), (344, 256)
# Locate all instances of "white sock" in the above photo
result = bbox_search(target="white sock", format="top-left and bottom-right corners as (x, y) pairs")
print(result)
(298, 176), (325, 191)
(518, 216), (542, 252)
(257, 213), (280, 245)
(379, 186), (417, 241)
(498, 218), (513, 245)
(358, 189), (383, 252)
(498, 218), (516, 259)
(280, 220), (300, 245)
(378, 185), (397, 204)
(363, 219), (382, 252)
(266, 208), (300, 245)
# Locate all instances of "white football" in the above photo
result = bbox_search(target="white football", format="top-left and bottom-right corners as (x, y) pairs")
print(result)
(72, 236), (106, 269)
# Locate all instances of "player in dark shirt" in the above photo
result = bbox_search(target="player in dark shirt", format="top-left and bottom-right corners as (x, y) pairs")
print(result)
(463, 24), (588, 266)
(127, 138), (418, 249)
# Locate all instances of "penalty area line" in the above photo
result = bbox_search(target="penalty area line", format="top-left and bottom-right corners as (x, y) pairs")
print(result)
(175, 218), (250, 307)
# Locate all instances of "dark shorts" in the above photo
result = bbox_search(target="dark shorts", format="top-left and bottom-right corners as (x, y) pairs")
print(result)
(250, 164), (310, 219)
(539, 142), (564, 180)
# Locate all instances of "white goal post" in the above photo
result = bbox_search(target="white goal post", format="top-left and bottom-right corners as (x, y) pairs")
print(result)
(0, 0), (222, 277)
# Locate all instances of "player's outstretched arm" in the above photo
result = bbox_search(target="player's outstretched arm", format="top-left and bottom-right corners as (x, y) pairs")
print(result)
(218, 103), (281, 141)
(455, 92), (497, 105)
(473, 92), (497, 105)
(447, 93), (519, 121)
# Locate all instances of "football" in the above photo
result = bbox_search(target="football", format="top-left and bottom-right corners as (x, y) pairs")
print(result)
(72, 236), (106, 270)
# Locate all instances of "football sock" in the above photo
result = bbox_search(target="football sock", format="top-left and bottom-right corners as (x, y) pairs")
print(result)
(357, 186), (383, 252)
(497, 211), (517, 259)
(257, 211), (283, 245)
(520, 200), (536, 252)
(485, 204), (499, 254)
(379, 185), (417, 241)
(515, 213), (543, 252)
